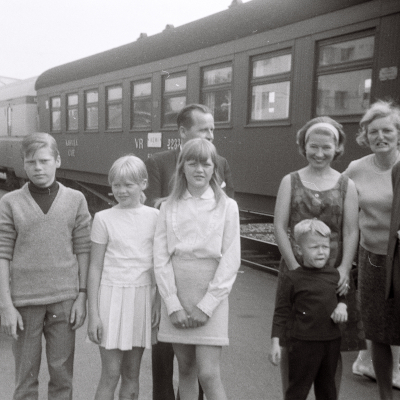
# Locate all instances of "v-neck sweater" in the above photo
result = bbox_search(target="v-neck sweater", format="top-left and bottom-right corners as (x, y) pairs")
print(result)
(28, 180), (59, 214)
(0, 182), (91, 306)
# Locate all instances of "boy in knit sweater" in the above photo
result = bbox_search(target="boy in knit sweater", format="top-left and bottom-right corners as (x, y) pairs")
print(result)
(269, 219), (347, 400)
(0, 133), (91, 400)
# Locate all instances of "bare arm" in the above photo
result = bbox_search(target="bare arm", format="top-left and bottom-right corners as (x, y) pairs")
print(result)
(87, 242), (107, 344)
(274, 175), (300, 270)
(337, 178), (359, 296)
(0, 259), (23, 339)
(70, 252), (90, 330)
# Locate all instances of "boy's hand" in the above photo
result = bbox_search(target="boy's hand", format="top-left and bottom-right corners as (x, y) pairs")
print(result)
(0, 305), (24, 340)
(331, 302), (348, 323)
(269, 338), (281, 366)
(70, 294), (87, 330)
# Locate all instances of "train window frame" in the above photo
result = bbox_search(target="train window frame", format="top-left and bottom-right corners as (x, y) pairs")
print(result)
(84, 89), (99, 132)
(314, 31), (375, 120)
(162, 72), (187, 129)
(248, 50), (293, 125)
(50, 96), (61, 133)
(105, 84), (123, 131)
(131, 79), (152, 131)
(201, 63), (233, 125)
(66, 93), (79, 132)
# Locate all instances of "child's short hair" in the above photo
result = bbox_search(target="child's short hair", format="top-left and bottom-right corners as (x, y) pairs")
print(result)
(20, 132), (59, 159)
(293, 219), (331, 244)
(108, 155), (148, 204)
(108, 154), (148, 186)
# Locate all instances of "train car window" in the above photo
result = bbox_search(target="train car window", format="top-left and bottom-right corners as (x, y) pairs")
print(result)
(162, 73), (187, 127)
(252, 55), (291, 78)
(316, 34), (374, 117)
(67, 94), (78, 131)
(131, 80), (152, 129)
(318, 36), (374, 66)
(201, 64), (232, 123)
(85, 90), (98, 130)
(250, 53), (292, 121)
(106, 85), (122, 130)
(50, 96), (61, 132)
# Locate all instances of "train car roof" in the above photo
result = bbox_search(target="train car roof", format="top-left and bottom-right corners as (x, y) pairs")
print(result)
(35, 0), (371, 91)
(0, 77), (37, 101)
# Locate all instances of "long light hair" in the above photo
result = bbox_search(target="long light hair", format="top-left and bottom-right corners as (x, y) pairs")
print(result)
(165, 138), (225, 206)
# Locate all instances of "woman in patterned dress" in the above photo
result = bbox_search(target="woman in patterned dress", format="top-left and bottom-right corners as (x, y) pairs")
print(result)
(273, 116), (363, 396)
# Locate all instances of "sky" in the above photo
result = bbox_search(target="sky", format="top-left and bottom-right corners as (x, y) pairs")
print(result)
(1, 0), (250, 80)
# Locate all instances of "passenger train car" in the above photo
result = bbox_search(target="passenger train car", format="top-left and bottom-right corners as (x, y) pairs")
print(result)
(1, 0), (399, 213)
(0, 77), (38, 187)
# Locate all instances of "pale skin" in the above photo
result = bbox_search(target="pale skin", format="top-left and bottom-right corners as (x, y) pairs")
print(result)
(0, 253), (89, 339)
(179, 110), (215, 144)
(0, 147), (90, 337)
(87, 178), (160, 400)
(269, 234), (348, 366)
(351, 115), (400, 400)
(274, 132), (359, 295)
(269, 301), (348, 367)
(164, 156), (227, 400)
(273, 130), (358, 393)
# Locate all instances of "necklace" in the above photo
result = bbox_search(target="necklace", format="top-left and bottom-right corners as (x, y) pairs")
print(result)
(372, 151), (400, 173)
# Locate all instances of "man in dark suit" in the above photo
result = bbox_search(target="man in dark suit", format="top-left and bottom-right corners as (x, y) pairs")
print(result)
(145, 104), (234, 400)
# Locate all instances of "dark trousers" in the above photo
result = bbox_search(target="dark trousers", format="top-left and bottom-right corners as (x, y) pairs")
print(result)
(286, 337), (341, 400)
(152, 341), (204, 400)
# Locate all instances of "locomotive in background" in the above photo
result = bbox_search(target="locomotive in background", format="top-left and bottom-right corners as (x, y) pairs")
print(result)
(0, 0), (399, 214)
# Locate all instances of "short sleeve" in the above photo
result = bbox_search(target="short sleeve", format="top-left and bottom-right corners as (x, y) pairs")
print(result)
(91, 213), (109, 244)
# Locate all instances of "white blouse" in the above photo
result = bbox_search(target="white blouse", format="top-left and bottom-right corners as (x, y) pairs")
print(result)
(91, 205), (159, 287)
(154, 187), (241, 316)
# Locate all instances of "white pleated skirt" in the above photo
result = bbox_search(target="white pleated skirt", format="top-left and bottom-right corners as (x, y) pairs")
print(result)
(98, 284), (155, 350)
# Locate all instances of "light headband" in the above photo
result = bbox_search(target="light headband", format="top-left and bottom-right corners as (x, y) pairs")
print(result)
(305, 122), (340, 143)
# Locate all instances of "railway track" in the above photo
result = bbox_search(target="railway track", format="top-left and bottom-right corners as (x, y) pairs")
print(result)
(0, 192), (282, 274)
(240, 210), (281, 275)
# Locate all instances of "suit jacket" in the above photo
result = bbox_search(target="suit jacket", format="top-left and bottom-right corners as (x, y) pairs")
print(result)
(144, 148), (234, 207)
(386, 161), (400, 303)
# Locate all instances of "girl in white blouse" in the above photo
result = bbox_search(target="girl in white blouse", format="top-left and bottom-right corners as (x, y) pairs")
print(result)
(87, 155), (160, 400)
(154, 138), (240, 400)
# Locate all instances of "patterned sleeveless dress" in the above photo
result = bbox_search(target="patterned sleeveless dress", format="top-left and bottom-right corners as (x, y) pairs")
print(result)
(277, 172), (366, 351)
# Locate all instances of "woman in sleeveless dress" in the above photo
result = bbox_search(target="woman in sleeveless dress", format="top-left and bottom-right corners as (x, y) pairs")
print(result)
(345, 101), (400, 399)
(273, 117), (364, 396)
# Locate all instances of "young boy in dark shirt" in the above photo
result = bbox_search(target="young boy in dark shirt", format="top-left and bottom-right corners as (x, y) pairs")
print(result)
(269, 219), (347, 400)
